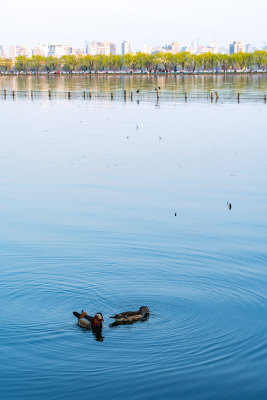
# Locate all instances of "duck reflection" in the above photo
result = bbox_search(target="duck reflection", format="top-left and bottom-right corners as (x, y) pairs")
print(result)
(109, 314), (149, 328)
(92, 327), (104, 342)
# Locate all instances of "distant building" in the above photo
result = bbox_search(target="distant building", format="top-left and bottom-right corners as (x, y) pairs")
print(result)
(218, 47), (227, 54)
(47, 44), (73, 57)
(245, 43), (252, 53)
(9, 44), (31, 58)
(0, 45), (5, 57)
(181, 45), (194, 54)
(207, 43), (218, 54)
(9, 45), (19, 58)
(171, 41), (180, 54)
(197, 45), (208, 54)
(86, 41), (116, 55)
(191, 41), (197, 54)
(151, 46), (163, 54)
(122, 41), (131, 55)
(32, 43), (49, 57)
(229, 41), (245, 54)
(163, 42), (180, 54)
(141, 45), (153, 54)
(73, 48), (85, 55)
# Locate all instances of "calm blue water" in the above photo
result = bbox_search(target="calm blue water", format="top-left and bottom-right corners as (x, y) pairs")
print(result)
(1, 96), (267, 399)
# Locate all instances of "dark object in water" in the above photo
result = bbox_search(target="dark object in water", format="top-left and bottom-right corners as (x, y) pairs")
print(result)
(110, 306), (149, 324)
(174, 212), (177, 216)
(227, 201), (232, 210)
(73, 311), (104, 329)
(136, 89), (140, 93)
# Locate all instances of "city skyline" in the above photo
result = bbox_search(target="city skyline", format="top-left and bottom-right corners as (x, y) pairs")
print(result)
(1, 0), (267, 52)
(1, 39), (266, 60)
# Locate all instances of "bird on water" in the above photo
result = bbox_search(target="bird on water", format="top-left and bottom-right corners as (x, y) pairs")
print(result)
(73, 311), (104, 329)
(227, 201), (232, 210)
(110, 306), (149, 323)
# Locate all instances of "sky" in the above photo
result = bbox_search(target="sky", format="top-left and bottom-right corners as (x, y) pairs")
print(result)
(1, 0), (267, 51)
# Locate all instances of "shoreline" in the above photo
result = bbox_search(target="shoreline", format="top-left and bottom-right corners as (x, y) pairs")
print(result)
(1, 71), (267, 77)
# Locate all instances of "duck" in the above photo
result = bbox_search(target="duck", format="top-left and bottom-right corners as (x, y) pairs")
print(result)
(110, 306), (149, 323)
(73, 311), (104, 329)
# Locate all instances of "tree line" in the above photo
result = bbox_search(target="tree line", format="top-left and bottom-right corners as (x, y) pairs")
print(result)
(0, 51), (267, 73)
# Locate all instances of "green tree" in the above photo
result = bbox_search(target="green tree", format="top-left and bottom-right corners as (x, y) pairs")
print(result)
(123, 53), (141, 70)
(177, 52), (190, 70)
(0, 58), (13, 72)
(45, 56), (61, 72)
(29, 55), (45, 73)
(79, 55), (95, 72)
(158, 52), (172, 71)
(253, 50), (267, 70)
(113, 55), (124, 71)
(15, 56), (29, 72)
(61, 55), (78, 72)
(218, 54), (229, 72)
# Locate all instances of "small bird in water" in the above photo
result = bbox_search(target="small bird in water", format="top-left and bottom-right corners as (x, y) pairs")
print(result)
(73, 311), (104, 329)
(227, 201), (232, 210)
(110, 306), (149, 324)
(136, 89), (140, 93)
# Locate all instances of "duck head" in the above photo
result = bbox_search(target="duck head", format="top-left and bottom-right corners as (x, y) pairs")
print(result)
(139, 306), (149, 315)
(95, 313), (104, 321)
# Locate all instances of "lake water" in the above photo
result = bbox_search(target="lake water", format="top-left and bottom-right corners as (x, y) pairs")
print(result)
(1, 74), (267, 101)
(1, 76), (267, 400)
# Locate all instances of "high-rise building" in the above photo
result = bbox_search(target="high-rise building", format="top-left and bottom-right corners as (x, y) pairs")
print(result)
(9, 44), (31, 58)
(229, 41), (245, 54)
(141, 45), (153, 54)
(245, 43), (252, 53)
(32, 43), (49, 57)
(122, 41), (131, 55)
(73, 48), (85, 55)
(9, 45), (20, 58)
(86, 41), (116, 56)
(47, 44), (73, 57)
(171, 41), (180, 54)
(218, 47), (227, 54)
(207, 43), (218, 54)
(0, 45), (5, 57)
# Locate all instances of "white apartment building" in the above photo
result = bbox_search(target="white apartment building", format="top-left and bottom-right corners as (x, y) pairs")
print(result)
(229, 41), (245, 54)
(0, 45), (5, 57)
(171, 42), (180, 54)
(32, 43), (49, 57)
(47, 44), (73, 57)
(122, 40), (131, 55)
(9, 44), (31, 58)
(207, 43), (218, 54)
(86, 41), (116, 56)
(141, 45), (153, 54)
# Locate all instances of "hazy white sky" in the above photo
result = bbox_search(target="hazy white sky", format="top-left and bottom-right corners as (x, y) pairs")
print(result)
(1, 0), (266, 51)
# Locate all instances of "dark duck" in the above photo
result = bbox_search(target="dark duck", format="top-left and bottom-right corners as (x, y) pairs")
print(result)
(73, 311), (104, 329)
(110, 306), (149, 324)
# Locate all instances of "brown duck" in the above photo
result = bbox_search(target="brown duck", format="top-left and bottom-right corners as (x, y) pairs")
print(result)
(73, 311), (104, 329)
(110, 306), (149, 323)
